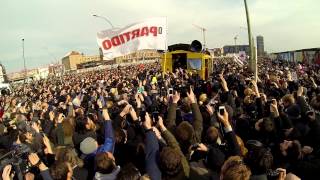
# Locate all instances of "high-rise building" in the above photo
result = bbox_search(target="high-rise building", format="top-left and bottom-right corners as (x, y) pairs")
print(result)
(256, 35), (264, 56)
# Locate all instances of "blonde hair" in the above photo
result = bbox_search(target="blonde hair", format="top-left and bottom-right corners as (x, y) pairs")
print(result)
(244, 88), (254, 96)
(221, 156), (251, 180)
(236, 136), (248, 157)
(282, 94), (295, 106)
(55, 147), (84, 168)
(199, 94), (208, 103)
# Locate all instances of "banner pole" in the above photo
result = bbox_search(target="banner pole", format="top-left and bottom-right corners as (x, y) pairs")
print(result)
(163, 17), (168, 78)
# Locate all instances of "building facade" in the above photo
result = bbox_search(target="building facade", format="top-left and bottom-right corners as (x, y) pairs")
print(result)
(208, 48), (223, 57)
(256, 35), (264, 56)
(223, 45), (250, 55)
(62, 51), (102, 71)
(271, 48), (320, 65)
(62, 50), (161, 71)
(114, 49), (161, 64)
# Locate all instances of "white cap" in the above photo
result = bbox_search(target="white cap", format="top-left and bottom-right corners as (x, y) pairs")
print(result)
(80, 137), (98, 155)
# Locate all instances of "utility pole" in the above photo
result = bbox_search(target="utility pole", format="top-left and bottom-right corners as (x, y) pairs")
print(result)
(193, 24), (207, 50)
(244, 0), (256, 74)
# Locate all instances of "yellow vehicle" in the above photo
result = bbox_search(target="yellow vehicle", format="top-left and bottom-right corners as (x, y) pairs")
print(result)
(161, 41), (213, 80)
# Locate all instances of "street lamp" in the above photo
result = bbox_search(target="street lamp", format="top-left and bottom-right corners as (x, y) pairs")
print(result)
(92, 14), (114, 29)
(22, 38), (26, 83)
(93, 14), (116, 65)
(234, 35), (238, 53)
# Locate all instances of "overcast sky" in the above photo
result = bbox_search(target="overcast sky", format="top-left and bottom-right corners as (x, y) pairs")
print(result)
(0, 0), (319, 73)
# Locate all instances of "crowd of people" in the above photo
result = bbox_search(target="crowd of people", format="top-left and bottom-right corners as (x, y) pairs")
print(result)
(0, 58), (320, 180)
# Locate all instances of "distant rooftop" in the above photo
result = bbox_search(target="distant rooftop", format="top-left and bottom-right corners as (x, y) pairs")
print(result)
(63, 51), (81, 57)
(273, 48), (320, 54)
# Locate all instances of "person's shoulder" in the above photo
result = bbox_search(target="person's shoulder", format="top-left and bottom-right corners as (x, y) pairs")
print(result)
(73, 166), (89, 179)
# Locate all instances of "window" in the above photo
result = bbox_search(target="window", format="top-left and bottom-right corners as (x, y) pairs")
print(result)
(187, 59), (202, 70)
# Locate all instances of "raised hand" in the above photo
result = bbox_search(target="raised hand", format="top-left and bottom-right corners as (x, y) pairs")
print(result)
(187, 87), (196, 104)
(217, 108), (230, 127)
(152, 127), (162, 140)
(157, 116), (167, 132)
(28, 153), (40, 166)
(302, 146), (313, 155)
(102, 108), (111, 121)
(206, 104), (214, 116)
(138, 93), (145, 102)
(24, 173), (35, 180)
(172, 91), (180, 104)
(97, 99), (103, 109)
(219, 74), (229, 92)
(197, 143), (209, 152)
(2, 165), (12, 180)
(117, 100), (128, 106)
(270, 99), (279, 117)
(43, 135), (53, 154)
(276, 168), (286, 180)
(135, 93), (142, 108)
(142, 91), (148, 97)
(143, 112), (152, 130)
(31, 122), (41, 133)
(251, 80), (260, 97)
(297, 86), (304, 97)
(129, 107), (138, 121)
(287, 71), (292, 81)
(57, 113), (64, 123)
(28, 153), (48, 171)
(49, 111), (55, 121)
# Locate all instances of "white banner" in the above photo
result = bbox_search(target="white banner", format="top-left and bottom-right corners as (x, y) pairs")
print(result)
(238, 51), (247, 62)
(97, 17), (167, 60)
(232, 51), (247, 66)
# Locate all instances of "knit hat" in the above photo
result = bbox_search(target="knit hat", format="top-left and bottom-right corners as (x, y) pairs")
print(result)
(80, 137), (98, 155)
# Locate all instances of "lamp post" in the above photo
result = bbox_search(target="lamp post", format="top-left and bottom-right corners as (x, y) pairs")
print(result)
(22, 38), (26, 83)
(234, 35), (238, 54)
(93, 14), (115, 66)
(92, 14), (114, 29)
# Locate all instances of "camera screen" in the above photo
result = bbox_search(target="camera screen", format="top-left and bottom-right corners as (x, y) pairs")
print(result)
(140, 111), (146, 122)
(219, 106), (225, 115)
(152, 111), (159, 122)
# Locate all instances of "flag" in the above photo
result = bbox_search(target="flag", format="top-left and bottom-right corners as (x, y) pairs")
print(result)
(233, 55), (244, 66)
(231, 51), (248, 66)
(238, 51), (247, 62)
(97, 17), (167, 60)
